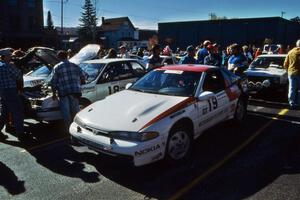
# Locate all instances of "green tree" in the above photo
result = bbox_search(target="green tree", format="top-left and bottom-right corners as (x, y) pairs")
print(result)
(78, 0), (98, 43)
(47, 10), (54, 30)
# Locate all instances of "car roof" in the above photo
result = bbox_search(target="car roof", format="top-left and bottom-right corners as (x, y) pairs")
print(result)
(82, 58), (140, 64)
(158, 65), (216, 72)
(258, 54), (287, 58)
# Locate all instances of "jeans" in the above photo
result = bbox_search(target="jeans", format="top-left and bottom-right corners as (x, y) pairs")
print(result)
(59, 95), (80, 128)
(288, 75), (300, 106)
(0, 89), (24, 136)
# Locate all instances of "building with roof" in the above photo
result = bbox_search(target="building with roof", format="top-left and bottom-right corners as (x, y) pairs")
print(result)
(99, 17), (137, 49)
(158, 17), (300, 49)
(0, 0), (45, 49)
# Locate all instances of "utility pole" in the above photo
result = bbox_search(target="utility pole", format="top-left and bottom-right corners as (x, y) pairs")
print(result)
(61, 0), (68, 35)
(281, 11), (286, 18)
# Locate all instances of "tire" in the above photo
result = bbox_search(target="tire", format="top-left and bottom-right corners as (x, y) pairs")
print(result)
(233, 97), (247, 124)
(165, 126), (192, 164)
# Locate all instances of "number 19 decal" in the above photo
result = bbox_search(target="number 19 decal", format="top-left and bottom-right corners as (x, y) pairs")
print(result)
(108, 85), (120, 95)
(207, 97), (218, 111)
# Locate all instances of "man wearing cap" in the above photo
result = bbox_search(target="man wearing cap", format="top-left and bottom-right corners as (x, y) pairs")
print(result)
(179, 45), (197, 64)
(51, 50), (86, 129)
(119, 45), (130, 58)
(147, 44), (163, 72)
(284, 39), (300, 109)
(0, 49), (25, 141)
(204, 44), (222, 67)
(197, 40), (211, 64)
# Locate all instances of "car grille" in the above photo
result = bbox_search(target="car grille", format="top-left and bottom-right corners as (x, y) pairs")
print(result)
(84, 126), (111, 137)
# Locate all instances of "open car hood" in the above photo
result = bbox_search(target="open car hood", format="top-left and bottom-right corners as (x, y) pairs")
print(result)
(30, 47), (60, 67)
(69, 44), (100, 65)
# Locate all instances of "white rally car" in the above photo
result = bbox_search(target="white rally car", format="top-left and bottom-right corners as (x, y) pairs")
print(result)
(30, 58), (146, 121)
(70, 65), (248, 166)
(244, 54), (287, 93)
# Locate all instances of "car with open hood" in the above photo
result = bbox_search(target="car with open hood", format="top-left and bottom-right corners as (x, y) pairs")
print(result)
(29, 58), (146, 121)
(70, 65), (248, 166)
(244, 54), (287, 94)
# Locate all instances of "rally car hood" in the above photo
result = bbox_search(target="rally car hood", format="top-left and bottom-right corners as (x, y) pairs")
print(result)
(77, 90), (188, 132)
(23, 75), (47, 88)
(69, 44), (100, 65)
(245, 66), (286, 77)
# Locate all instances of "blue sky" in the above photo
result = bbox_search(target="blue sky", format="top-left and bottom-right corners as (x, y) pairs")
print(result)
(44, 0), (300, 29)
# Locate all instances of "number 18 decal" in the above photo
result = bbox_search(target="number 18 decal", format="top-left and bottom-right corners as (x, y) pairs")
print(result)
(207, 97), (218, 111)
(108, 85), (120, 95)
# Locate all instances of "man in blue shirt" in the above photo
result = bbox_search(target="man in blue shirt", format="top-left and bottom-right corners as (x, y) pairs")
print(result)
(197, 40), (211, 64)
(0, 49), (24, 141)
(228, 44), (248, 74)
(51, 50), (86, 128)
(180, 45), (197, 64)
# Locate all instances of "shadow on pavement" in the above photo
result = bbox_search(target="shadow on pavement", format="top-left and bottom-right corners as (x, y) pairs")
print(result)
(0, 161), (25, 195)
(29, 144), (101, 183)
(183, 119), (300, 200)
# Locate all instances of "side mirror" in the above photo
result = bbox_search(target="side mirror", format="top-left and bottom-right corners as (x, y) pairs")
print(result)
(125, 83), (133, 89)
(198, 91), (215, 101)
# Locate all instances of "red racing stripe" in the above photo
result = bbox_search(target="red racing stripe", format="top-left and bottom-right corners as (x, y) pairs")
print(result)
(139, 97), (196, 130)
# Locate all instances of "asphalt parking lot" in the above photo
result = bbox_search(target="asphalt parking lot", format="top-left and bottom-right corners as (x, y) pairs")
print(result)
(0, 96), (300, 200)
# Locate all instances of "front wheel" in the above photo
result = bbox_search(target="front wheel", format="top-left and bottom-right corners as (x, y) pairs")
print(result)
(165, 128), (192, 163)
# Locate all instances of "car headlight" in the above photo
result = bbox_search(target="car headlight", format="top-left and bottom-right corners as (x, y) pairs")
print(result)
(110, 131), (159, 142)
(74, 116), (86, 127)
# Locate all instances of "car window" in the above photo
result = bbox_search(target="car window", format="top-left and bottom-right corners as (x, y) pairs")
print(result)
(130, 70), (201, 97)
(203, 70), (226, 93)
(79, 63), (105, 83)
(130, 62), (145, 77)
(99, 62), (134, 83)
(250, 57), (285, 69)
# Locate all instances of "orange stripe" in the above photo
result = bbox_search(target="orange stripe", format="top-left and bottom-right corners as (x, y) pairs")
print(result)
(140, 97), (196, 130)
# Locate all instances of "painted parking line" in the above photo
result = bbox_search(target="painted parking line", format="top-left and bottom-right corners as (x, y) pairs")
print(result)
(20, 136), (69, 153)
(168, 108), (289, 200)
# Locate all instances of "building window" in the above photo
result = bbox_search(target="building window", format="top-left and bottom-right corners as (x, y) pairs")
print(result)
(27, 0), (36, 8)
(8, 0), (18, 6)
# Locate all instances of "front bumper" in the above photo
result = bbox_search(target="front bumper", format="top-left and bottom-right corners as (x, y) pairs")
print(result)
(247, 76), (283, 92)
(69, 122), (165, 166)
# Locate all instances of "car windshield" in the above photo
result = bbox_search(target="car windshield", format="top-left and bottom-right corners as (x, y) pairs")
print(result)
(250, 57), (285, 69)
(29, 65), (52, 77)
(79, 63), (105, 83)
(129, 69), (201, 97)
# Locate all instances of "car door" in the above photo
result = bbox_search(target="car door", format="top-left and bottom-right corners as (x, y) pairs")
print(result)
(117, 61), (137, 90)
(95, 62), (122, 101)
(198, 69), (229, 130)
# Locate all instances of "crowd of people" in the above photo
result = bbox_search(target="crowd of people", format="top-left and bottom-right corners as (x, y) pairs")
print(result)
(0, 38), (299, 141)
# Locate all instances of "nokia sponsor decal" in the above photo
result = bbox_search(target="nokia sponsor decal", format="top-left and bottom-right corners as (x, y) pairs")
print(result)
(135, 144), (160, 157)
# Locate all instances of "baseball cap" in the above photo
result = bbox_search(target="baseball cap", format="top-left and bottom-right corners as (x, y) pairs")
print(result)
(119, 45), (126, 49)
(203, 40), (211, 46)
